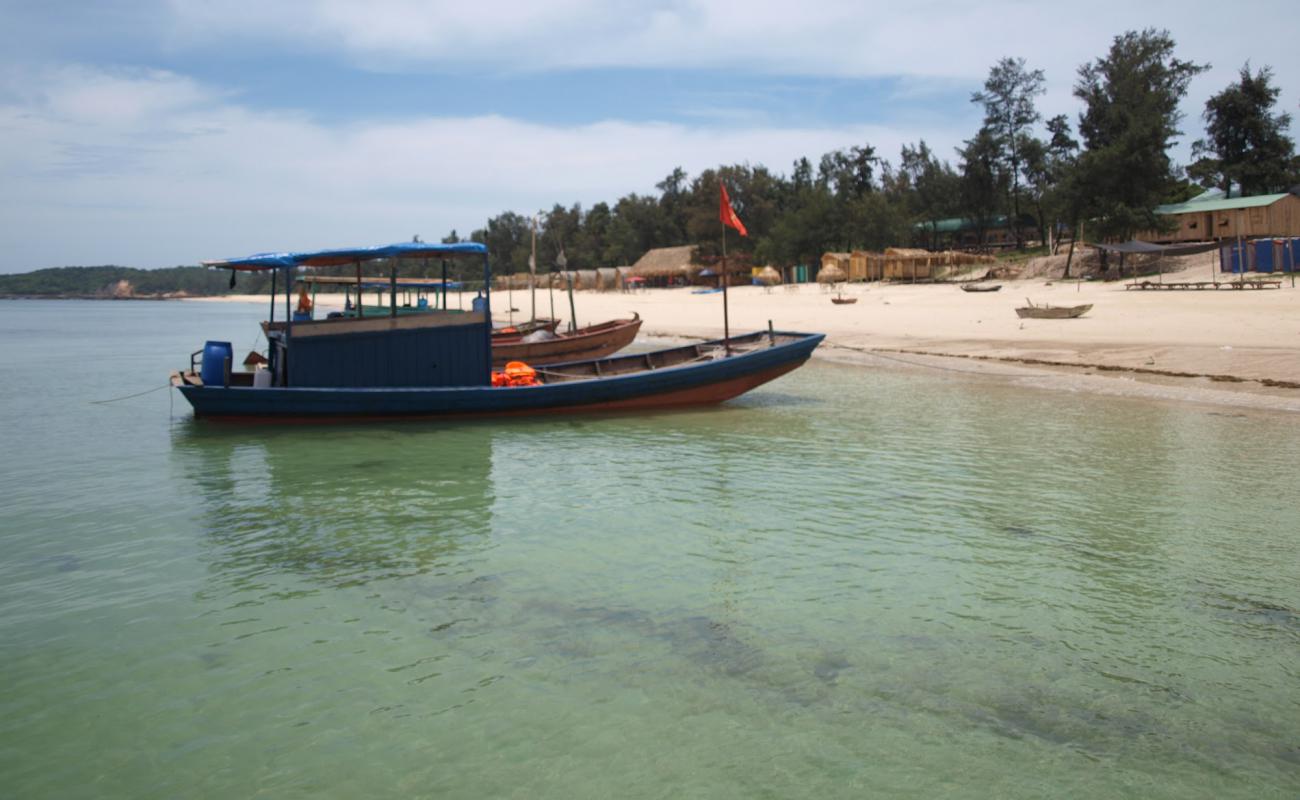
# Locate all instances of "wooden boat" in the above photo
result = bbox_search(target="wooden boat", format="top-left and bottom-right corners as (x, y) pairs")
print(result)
(830, 295), (858, 305)
(960, 283), (1002, 293)
(175, 242), (823, 421)
(1015, 301), (1092, 319)
(491, 314), (641, 367)
(173, 330), (821, 420)
(496, 318), (561, 336)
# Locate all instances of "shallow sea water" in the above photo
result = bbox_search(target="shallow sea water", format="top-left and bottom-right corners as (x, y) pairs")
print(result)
(1, 299), (1298, 799)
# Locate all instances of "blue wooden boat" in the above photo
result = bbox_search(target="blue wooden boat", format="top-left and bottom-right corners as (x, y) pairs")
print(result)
(172, 242), (823, 421)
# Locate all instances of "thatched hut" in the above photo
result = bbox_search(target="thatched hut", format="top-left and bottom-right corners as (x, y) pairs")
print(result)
(821, 252), (850, 278)
(630, 245), (699, 287)
(755, 266), (782, 286)
(817, 262), (847, 284)
(575, 269), (598, 290)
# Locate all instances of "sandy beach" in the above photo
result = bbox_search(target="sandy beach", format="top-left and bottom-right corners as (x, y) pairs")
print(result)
(191, 264), (1300, 413)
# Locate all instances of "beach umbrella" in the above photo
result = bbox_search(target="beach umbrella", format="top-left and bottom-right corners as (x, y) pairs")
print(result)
(817, 263), (847, 284)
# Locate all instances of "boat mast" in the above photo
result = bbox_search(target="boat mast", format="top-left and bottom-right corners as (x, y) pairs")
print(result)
(530, 215), (538, 323)
(557, 245), (575, 333)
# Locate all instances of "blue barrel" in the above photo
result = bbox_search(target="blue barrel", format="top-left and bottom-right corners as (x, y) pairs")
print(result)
(200, 340), (233, 387)
(471, 294), (487, 313)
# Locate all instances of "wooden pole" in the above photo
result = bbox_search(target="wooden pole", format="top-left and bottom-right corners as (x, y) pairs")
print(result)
(566, 271), (577, 333)
(355, 261), (363, 318)
(441, 259), (448, 309)
(390, 263), (397, 318)
(549, 268), (556, 322)
(721, 223), (731, 356)
(530, 216), (538, 323)
(1236, 234), (1244, 286)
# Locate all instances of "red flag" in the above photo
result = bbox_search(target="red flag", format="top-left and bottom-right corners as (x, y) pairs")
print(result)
(719, 183), (748, 237)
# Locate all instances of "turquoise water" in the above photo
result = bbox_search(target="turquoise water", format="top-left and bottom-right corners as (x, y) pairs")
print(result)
(1, 299), (1298, 798)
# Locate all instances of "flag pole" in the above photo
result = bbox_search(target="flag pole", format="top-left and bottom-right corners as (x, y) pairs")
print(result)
(721, 219), (731, 356)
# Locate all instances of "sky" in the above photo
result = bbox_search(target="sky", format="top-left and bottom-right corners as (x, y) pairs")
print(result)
(1, 0), (1296, 271)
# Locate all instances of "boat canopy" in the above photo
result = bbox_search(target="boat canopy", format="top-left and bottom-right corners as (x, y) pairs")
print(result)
(203, 241), (488, 271)
(1086, 240), (1221, 256)
(297, 275), (463, 290)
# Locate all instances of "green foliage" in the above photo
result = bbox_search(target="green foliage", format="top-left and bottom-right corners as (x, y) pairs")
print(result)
(971, 57), (1046, 247)
(1070, 28), (1208, 241)
(1190, 64), (1298, 196)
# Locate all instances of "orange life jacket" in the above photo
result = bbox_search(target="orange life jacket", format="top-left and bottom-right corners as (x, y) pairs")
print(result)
(503, 361), (538, 386)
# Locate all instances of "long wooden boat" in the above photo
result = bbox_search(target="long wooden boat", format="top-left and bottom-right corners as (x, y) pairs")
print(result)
(172, 330), (822, 420)
(491, 314), (641, 366)
(830, 295), (858, 305)
(177, 242), (822, 421)
(960, 283), (1002, 292)
(1015, 302), (1092, 319)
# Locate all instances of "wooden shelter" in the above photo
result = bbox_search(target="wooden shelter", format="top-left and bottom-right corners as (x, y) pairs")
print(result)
(841, 249), (995, 282)
(629, 245), (700, 286)
(1136, 190), (1300, 243)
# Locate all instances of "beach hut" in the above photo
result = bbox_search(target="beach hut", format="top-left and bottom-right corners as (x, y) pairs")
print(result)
(849, 251), (883, 281)
(754, 266), (782, 286)
(1136, 190), (1300, 243)
(575, 269), (598, 290)
(629, 245), (700, 287)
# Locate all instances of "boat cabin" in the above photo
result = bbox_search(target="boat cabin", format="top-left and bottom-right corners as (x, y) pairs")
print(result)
(198, 242), (493, 389)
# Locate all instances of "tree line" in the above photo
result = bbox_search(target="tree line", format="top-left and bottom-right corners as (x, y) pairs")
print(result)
(463, 28), (1298, 276)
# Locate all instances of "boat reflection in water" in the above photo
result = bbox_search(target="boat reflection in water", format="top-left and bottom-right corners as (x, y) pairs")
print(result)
(171, 423), (496, 591)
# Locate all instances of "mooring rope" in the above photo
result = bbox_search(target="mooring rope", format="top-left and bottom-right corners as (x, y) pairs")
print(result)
(90, 383), (172, 405)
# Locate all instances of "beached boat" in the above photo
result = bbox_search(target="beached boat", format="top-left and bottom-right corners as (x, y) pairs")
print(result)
(1015, 301), (1092, 319)
(830, 294), (858, 305)
(960, 283), (1002, 293)
(174, 242), (823, 421)
(491, 314), (641, 367)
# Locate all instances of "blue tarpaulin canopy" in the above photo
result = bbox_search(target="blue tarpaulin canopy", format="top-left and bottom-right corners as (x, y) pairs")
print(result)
(298, 276), (463, 290)
(203, 241), (488, 271)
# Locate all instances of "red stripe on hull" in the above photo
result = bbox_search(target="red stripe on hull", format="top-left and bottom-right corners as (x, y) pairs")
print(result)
(194, 359), (806, 424)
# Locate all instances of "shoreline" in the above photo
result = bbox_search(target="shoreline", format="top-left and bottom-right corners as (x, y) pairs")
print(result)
(181, 277), (1300, 415)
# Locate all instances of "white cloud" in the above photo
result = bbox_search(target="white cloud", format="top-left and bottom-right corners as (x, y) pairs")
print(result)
(160, 0), (1298, 92)
(0, 64), (967, 269)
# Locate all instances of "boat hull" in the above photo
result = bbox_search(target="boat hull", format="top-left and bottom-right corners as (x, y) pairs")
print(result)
(175, 331), (823, 421)
(1015, 304), (1092, 319)
(491, 315), (641, 367)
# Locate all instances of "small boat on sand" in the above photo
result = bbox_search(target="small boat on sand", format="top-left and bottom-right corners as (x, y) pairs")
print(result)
(1015, 301), (1092, 319)
(830, 294), (858, 305)
(960, 283), (1002, 293)
(174, 242), (823, 421)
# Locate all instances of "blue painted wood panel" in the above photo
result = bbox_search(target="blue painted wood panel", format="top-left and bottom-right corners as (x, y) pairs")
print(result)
(287, 322), (488, 388)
